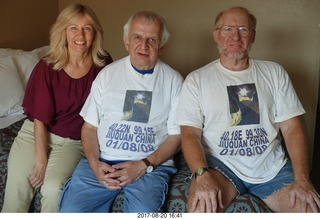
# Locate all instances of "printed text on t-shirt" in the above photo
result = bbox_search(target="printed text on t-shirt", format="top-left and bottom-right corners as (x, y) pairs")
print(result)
(218, 127), (269, 156)
(104, 123), (156, 153)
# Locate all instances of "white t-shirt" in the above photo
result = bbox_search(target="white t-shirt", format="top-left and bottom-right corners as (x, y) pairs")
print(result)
(81, 56), (183, 166)
(176, 59), (305, 183)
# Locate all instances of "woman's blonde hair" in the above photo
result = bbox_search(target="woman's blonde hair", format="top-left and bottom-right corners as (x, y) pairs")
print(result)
(45, 3), (106, 70)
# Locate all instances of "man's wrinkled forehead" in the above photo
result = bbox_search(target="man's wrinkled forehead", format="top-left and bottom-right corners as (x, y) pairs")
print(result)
(215, 7), (257, 30)
(132, 16), (161, 29)
(217, 9), (250, 26)
(130, 16), (162, 35)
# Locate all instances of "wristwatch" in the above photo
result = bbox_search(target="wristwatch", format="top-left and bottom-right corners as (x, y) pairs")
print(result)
(142, 158), (154, 174)
(193, 167), (210, 179)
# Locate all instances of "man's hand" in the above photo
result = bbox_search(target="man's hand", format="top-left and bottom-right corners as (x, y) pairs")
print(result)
(91, 160), (147, 190)
(188, 170), (224, 212)
(90, 160), (121, 190)
(107, 160), (146, 187)
(288, 178), (320, 212)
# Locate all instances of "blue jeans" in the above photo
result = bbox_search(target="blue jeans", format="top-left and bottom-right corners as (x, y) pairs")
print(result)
(206, 156), (294, 199)
(59, 158), (177, 212)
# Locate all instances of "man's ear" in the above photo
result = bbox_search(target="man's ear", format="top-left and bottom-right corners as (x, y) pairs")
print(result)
(213, 29), (219, 43)
(123, 36), (129, 51)
(251, 31), (256, 44)
(158, 45), (165, 55)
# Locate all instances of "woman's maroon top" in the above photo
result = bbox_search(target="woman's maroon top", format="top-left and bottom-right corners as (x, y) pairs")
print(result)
(22, 55), (113, 140)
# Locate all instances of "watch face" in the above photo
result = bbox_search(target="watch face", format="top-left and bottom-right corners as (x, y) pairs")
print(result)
(146, 166), (154, 173)
(196, 167), (204, 175)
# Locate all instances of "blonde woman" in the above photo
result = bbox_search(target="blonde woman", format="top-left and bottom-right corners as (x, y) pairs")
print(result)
(2, 3), (112, 212)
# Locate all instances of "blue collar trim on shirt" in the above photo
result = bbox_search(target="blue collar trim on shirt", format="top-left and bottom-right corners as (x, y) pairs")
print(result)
(132, 64), (154, 75)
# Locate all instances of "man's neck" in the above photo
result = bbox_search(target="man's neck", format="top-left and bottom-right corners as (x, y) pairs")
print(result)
(219, 56), (250, 71)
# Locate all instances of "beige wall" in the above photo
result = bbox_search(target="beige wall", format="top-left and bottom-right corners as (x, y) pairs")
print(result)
(1, 0), (319, 166)
(0, 0), (59, 50)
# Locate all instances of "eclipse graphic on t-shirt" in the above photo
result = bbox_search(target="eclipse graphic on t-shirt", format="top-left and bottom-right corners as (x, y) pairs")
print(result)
(227, 83), (259, 126)
(122, 90), (152, 123)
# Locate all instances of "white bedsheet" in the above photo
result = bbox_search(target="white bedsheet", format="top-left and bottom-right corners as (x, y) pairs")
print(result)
(0, 113), (25, 129)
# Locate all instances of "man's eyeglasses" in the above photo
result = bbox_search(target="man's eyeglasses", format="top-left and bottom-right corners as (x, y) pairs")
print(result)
(216, 26), (252, 37)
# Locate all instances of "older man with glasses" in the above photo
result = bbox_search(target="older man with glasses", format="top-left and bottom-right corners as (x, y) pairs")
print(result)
(176, 6), (320, 213)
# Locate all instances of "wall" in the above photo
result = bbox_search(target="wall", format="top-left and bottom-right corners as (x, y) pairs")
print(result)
(0, 0), (58, 50)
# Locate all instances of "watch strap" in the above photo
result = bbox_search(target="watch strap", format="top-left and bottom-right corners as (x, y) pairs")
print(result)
(142, 158), (152, 167)
(192, 167), (211, 179)
(142, 158), (154, 173)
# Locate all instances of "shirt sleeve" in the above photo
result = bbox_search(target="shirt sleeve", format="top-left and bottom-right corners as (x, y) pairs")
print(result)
(175, 73), (204, 129)
(274, 65), (305, 122)
(80, 71), (104, 127)
(167, 74), (184, 135)
(22, 60), (55, 125)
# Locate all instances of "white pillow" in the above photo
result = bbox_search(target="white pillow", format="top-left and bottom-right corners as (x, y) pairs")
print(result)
(0, 56), (24, 117)
(12, 46), (49, 89)
(12, 50), (40, 89)
(0, 48), (24, 58)
(35, 45), (49, 59)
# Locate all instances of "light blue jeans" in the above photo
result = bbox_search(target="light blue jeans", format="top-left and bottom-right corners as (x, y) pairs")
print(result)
(59, 158), (177, 212)
(206, 155), (294, 199)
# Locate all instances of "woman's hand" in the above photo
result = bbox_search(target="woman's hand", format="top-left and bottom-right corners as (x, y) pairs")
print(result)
(29, 159), (48, 189)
